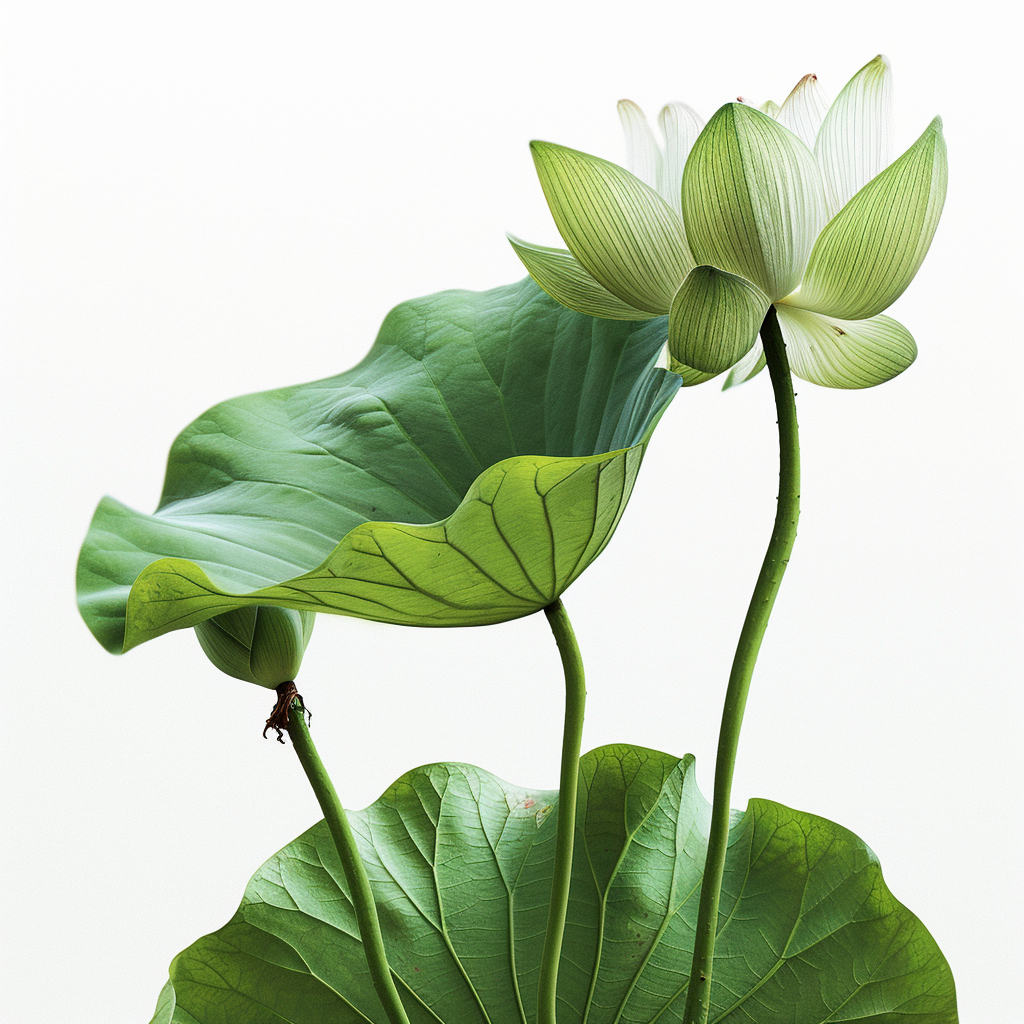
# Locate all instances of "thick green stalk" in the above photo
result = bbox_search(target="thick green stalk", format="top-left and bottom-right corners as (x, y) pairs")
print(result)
(537, 598), (587, 1024)
(682, 307), (801, 1024)
(287, 701), (412, 1024)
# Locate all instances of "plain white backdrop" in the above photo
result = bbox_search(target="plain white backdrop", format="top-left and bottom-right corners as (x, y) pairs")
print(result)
(2, 2), (1019, 1021)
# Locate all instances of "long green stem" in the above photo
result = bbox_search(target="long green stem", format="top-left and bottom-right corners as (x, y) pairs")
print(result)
(537, 598), (587, 1024)
(287, 700), (412, 1024)
(682, 307), (801, 1024)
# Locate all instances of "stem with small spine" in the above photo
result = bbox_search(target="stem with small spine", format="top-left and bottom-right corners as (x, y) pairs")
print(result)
(681, 307), (801, 1024)
(537, 598), (587, 1024)
(287, 701), (412, 1024)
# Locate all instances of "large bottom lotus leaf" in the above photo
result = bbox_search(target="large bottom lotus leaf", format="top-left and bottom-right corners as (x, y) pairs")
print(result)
(151, 746), (957, 1024)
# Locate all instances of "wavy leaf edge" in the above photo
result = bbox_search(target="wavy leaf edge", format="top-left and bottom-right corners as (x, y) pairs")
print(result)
(152, 743), (958, 1024)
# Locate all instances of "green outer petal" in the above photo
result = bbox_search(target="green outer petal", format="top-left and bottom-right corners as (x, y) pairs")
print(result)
(777, 73), (830, 149)
(530, 140), (692, 312)
(668, 266), (769, 374)
(153, 745), (958, 1024)
(721, 338), (766, 389)
(681, 102), (827, 300)
(776, 304), (917, 388)
(667, 355), (720, 387)
(795, 117), (947, 320)
(117, 444), (656, 650)
(815, 54), (894, 216)
(507, 235), (655, 319)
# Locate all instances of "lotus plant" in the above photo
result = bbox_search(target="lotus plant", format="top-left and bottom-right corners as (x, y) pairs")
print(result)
(77, 55), (957, 1024)
(511, 55), (947, 390)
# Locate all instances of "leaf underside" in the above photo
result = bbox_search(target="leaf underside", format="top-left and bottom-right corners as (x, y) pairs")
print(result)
(77, 279), (680, 652)
(153, 745), (957, 1024)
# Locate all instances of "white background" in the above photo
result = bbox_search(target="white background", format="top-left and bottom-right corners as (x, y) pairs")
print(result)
(2, 2), (1019, 1021)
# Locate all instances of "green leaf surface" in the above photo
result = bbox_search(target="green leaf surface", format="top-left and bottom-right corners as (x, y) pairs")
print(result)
(153, 746), (957, 1024)
(78, 279), (679, 653)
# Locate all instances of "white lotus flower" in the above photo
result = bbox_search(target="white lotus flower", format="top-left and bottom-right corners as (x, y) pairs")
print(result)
(510, 56), (947, 389)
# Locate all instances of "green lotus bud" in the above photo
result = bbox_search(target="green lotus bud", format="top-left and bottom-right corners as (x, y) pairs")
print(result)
(194, 606), (315, 687)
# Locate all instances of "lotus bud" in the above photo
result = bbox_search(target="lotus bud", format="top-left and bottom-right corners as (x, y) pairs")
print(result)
(194, 606), (315, 687)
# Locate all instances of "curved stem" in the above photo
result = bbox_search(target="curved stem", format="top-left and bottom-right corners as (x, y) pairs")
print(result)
(682, 307), (801, 1024)
(537, 598), (587, 1024)
(287, 701), (412, 1024)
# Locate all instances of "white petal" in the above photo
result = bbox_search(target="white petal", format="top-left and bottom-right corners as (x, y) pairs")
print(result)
(658, 102), (704, 214)
(777, 74), (830, 150)
(618, 100), (662, 192)
(776, 305), (917, 388)
(815, 54), (894, 217)
(760, 99), (781, 118)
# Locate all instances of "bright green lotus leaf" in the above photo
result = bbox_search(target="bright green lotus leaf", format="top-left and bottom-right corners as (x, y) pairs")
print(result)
(152, 745), (957, 1024)
(77, 279), (681, 655)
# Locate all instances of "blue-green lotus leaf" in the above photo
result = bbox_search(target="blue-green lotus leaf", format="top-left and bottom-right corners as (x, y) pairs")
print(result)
(77, 279), (680, 654)
(151, 744), (957, 1023)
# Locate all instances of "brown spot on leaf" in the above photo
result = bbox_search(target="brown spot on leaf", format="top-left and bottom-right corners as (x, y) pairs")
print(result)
(832, 325), (847, 336)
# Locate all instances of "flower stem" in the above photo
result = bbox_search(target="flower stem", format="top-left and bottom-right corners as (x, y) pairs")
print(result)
(537, 598), (587, 1024)
(681, 307), (800, 1024)
(286, 700), (412, 1024)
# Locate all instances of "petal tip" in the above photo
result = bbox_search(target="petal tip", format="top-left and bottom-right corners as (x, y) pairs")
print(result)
(660, 101), (700, 120)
